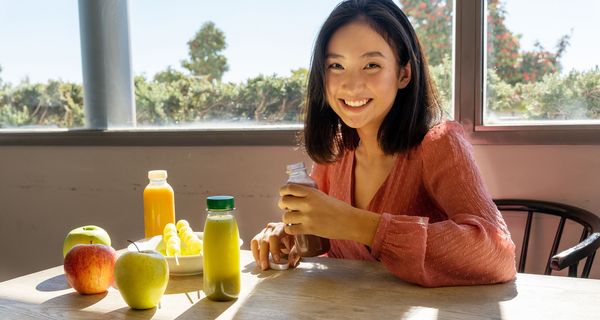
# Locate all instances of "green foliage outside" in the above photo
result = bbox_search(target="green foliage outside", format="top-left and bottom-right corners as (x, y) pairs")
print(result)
(0, 79), (84, 128)
(135, 68), (307, 126)
(1, 0), (599, 129)
(181, 22), (229, 81)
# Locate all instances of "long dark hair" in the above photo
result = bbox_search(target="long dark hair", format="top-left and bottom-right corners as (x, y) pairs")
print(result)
(304, 0), (442, 163)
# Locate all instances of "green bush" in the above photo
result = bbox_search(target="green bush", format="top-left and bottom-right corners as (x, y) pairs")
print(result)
(0, 80), (83, 128)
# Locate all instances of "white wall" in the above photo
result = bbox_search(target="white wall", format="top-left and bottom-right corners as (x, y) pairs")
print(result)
(1, 144), (599, 282)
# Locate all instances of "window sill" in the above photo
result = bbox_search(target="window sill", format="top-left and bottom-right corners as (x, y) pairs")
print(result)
(0, 127), (302, 146)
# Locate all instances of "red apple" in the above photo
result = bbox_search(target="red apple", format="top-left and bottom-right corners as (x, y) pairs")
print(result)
(64, 244), (117, 295)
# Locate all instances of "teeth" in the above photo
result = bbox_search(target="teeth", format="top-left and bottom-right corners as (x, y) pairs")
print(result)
(344, 99), (369, 107)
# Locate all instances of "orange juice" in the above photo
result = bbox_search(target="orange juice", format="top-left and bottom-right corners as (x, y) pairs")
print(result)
(143, 170), (175, 238)
(203, 196), (240, 301)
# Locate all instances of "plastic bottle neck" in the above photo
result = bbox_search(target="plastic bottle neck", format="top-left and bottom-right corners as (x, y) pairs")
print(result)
(206, 209), (235, 218)
(288, 169), (309, 179)
(148, 178), (168, 184)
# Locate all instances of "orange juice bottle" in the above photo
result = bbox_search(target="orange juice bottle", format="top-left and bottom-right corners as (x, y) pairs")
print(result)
(143, 170), (176, 238)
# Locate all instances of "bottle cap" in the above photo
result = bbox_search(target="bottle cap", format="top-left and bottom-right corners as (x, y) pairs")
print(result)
(148, 170), (167, 180)
(286, 162), (306, 173)
(269, 257), (289, 271)
(206, 195), (235, 211)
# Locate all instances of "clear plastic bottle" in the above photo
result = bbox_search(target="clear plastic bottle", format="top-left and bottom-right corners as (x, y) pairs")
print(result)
(203, 195), (240, 301)
(286, 162), (330, 257)
(143, 170), (176, 238)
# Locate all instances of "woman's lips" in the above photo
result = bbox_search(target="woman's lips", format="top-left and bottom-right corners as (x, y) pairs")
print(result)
(339, 98), (372, 111)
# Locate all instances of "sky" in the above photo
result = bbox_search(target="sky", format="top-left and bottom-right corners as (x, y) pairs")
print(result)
(0, 0), (598, 85)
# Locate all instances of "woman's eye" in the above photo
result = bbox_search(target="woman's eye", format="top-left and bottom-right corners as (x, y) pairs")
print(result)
(365, 63), (381, 69)
(328, 63), (343, 70)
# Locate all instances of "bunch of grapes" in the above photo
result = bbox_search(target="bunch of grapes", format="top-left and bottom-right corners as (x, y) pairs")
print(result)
(177, 220), (202, 255)
(161, 219), (203, 257)
(163, 223), (181, 257)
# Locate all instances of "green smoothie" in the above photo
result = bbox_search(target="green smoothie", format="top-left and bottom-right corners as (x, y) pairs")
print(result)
(203, 214), (240, 301)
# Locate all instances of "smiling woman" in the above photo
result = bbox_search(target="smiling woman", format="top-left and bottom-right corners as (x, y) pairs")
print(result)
(251, 0), (516, 288)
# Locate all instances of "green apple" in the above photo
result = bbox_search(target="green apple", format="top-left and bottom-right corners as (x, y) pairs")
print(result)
(63, 225), (111, 257)
(115, 248), (169, 309)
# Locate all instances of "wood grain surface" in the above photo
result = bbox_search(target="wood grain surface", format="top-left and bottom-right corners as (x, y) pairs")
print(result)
(1, 250), (600, 319)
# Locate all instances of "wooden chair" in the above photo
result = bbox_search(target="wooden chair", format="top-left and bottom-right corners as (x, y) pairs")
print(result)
(494, 199), (600, 278)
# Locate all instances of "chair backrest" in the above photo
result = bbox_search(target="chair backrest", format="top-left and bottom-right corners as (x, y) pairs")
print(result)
(494, 199), (600, 278)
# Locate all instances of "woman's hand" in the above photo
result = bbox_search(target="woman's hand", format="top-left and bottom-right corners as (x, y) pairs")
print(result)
(279, 183), (381, 246)
(251, 222), (299, 270)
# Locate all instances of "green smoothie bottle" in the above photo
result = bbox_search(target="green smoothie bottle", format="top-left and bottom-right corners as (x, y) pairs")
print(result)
(203, 195), (240, 301)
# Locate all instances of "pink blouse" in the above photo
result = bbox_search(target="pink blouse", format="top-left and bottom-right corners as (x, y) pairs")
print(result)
(311, 121), (516, 287)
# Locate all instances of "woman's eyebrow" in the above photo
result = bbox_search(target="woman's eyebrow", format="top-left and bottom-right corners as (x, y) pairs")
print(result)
(361, 51), (385, 58)
(325, 51), (386, 59)
(326, 52), (344, 59)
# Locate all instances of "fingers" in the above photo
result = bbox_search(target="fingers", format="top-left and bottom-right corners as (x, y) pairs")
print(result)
(252, 222), (290, 271)
(281, 235), (292, 254)
(288, 244), (301, 268)
(278, 194), (309, 211)
(251, 229), (265, 266)
(281, 210), (304, 225)
(259, 233), (270, 271)
(279, 183), (312, 198)
(269, 223), (285, 263)
(284, 223), (304, 235)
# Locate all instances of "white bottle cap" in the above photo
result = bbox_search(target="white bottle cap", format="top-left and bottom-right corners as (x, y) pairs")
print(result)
(148, 170), (168, 180)
(269, 257), (289, 271)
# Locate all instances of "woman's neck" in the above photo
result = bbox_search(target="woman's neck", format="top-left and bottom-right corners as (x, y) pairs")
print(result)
(355, 128), (392, 163)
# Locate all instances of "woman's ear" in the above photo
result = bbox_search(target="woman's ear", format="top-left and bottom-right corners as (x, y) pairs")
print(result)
(397, 62), (411, 89)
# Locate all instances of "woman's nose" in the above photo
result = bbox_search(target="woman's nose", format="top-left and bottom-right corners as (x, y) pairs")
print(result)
(340, 70), (365, 92)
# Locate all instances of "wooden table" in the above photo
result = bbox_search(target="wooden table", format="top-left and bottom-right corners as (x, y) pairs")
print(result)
(1, 250), (599, 319)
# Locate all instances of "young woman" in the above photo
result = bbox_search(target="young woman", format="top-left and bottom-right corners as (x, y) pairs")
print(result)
(251, 0), (516, 287)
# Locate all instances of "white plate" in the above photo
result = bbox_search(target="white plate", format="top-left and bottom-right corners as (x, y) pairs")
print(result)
(127, 232), (243, 276)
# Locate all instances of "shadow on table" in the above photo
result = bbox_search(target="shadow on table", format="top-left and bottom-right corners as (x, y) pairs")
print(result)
(166, 274), (203, 294)
(167, 258), (517, 319)
(101, 306), (157, 320)
(41, 291), (107, 310)
(174, 297), (236, 320)
(36, 274), (70, 292)
(235, 259), (517, 319)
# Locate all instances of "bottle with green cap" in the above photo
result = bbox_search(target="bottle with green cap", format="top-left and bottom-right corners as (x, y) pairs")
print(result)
(203, 195), (240, 301)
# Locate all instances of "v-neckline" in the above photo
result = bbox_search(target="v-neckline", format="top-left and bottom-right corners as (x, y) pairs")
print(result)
(349, 149), (399, 211)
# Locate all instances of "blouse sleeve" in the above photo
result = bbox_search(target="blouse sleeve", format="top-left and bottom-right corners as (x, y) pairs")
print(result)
(370, 122), (517, 287)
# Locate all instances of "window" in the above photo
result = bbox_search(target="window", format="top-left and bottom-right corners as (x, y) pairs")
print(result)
(0, 1), (83, 130)
(128, 0), (343, 129)
(1, 0), (598, 145)
(484, 0), (600, 126)
(401, 0), (455, 119)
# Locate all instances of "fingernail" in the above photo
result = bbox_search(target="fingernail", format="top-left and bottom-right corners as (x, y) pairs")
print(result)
(261, 261), (268, 270)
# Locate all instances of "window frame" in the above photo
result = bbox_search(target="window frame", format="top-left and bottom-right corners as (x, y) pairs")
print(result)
(1, 0), (599, 146)
(455, 0), (600, 145)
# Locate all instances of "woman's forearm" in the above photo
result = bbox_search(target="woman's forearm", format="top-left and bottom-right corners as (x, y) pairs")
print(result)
(343, 207), (381, 246)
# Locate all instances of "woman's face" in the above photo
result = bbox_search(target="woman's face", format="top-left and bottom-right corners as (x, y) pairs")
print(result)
(325, 20), (409, 134)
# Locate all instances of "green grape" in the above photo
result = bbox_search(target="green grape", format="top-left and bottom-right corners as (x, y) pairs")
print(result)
(176, 219), (190, 231)
(179, 225), (192, 235)
(163, 229), (177, 242)
(163, 223), (177, 234)
(166, 236), (181, 256)
(180, 230), (195, 244)
(186, 238), (202, 255)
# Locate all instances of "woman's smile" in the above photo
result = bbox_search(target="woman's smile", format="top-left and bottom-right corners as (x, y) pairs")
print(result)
(340, 98), (373, 112)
